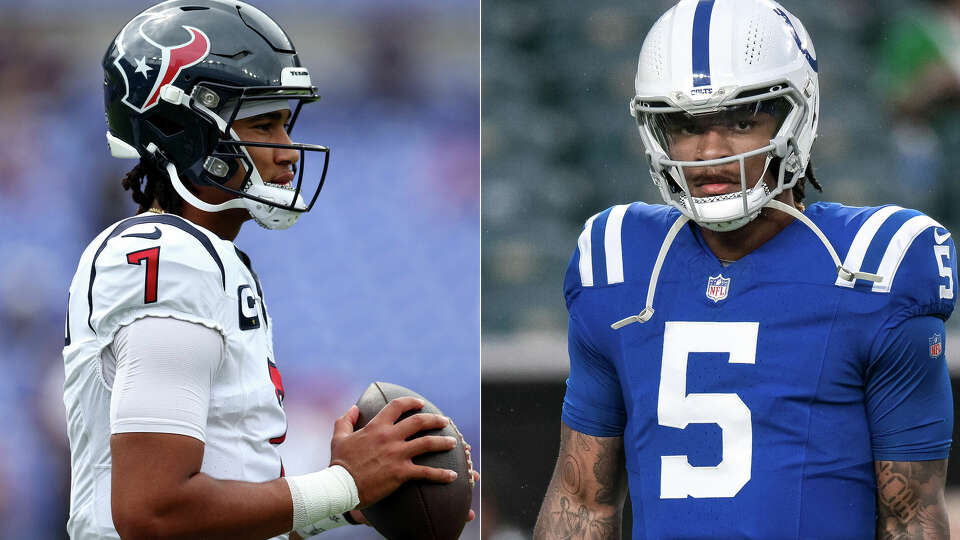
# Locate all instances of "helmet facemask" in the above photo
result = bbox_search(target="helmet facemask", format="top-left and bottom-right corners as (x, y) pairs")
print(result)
(133, 77), (329, 230)
(184, 81), (329, 230)
(632, 84), (810, 232)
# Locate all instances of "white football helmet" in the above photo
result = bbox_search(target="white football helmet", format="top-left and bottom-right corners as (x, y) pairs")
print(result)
(630, 0), (819, 231)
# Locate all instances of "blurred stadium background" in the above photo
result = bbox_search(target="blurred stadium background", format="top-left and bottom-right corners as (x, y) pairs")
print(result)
(0, 0), (478, 538)
(483, 0), (960, 538)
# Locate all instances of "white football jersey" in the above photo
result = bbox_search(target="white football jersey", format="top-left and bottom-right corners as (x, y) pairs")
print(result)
(63, 213), (289, 540)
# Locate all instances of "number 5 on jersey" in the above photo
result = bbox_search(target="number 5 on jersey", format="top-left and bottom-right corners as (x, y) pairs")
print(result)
(126, 247), (160, 304)
(658, 321), (757, 499)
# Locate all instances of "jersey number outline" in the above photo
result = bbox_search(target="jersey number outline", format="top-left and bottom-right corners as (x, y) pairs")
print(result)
(934, 245), (953, 300)
(267, 358), (287, 445)
(126, 246), (160, 304)
(658, 321), (757, 499)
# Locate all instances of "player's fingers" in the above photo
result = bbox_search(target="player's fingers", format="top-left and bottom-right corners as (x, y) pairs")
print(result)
(467, 509), (476, 522)
(331, 405), (360, 440)
(404, 435), (458, 457)
(345, 405), (359, 424)
(396, 412), (449, 439)
(406, 464), (457, 483)
(371, 397), (424, 426)
(471, 470), (480, 483)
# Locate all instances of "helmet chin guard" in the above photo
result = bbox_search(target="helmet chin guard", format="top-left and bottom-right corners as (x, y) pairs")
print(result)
(241, 181), (305, 230)
(680, 182), (771, 232)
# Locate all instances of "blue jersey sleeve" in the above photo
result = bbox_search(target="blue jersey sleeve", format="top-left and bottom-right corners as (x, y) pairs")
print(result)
(561, 227), (626, 436)
(561, 311), (626, 436)
(866, 315), (953, 461)
(889, 226), (957, 322)
(871, 217), (956, 323)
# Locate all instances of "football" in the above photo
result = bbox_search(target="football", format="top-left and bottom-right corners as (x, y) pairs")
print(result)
(355, 382), (473, 540)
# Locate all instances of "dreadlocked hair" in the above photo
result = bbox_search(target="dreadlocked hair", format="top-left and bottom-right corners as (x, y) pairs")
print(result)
(790, 159), (822, 206)
(120, 159), (192, 215)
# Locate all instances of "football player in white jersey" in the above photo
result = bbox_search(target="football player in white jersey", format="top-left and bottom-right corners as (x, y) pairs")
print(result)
(62, 1), (473, 539)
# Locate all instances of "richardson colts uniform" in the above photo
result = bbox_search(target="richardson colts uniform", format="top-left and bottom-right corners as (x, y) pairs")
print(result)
(63, 214), (287, 539)
(562, 202), (956, 539)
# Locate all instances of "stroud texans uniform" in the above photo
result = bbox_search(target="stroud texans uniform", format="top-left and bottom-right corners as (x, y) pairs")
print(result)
(63, 213), (287, 539)
(562, 202), (956, 539)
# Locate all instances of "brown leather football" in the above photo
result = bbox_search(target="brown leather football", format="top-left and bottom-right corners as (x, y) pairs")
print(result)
(355, 382), (473, 540)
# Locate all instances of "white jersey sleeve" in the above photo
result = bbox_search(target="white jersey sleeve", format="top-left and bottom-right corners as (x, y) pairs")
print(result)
(87, 214), (230, 341)
(109, 316), (224, 442)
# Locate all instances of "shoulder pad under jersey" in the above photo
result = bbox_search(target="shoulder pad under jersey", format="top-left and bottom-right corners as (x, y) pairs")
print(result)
(825, 204), (957, 320)
(564, 202), (680, 306)
(86, 214), (229, 339)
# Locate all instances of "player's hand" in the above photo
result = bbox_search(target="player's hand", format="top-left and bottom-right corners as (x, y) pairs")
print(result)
(346, 476), (478, 526)
(329, 399), (458, 508)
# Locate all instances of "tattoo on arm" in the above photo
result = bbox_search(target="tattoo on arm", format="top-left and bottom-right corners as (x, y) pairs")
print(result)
(875, 459), (949, 540)
(593, 432), (622, 507)
(534, 424), (627, 540)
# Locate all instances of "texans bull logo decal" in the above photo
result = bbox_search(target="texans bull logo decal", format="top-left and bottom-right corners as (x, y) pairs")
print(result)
(113, 13), (211, 113)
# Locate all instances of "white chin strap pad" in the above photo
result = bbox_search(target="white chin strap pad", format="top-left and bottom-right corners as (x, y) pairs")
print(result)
(243, 182), (305, 230)
(683, 183), (770, 232)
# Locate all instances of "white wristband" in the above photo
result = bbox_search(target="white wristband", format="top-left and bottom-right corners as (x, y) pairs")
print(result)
(285, 465), (360, 531)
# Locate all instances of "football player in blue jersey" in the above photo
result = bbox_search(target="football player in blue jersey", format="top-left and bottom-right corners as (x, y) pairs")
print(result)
(535, 1), (956, 539)
(63, 2), (475, 539)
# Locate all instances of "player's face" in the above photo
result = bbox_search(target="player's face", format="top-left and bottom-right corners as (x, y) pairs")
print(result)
(231, 110), (299, 189)
(662, 106), (780, 198)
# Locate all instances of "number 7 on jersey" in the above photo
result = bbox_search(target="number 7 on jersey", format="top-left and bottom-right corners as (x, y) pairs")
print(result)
(126, 246), (161, 304)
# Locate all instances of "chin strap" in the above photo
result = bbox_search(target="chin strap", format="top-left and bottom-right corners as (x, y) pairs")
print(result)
(149, 145), (299, 230)
(611, 214), (689, 330)
(764, 200), (883, 283)
(164, 161), (247, 213)
(611, 200), (882, 330)
(140, 143), (247, 214)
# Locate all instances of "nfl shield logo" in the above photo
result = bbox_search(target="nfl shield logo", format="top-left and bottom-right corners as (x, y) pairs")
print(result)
(930, 333), (943, 358)
(706, 274), (731, 303)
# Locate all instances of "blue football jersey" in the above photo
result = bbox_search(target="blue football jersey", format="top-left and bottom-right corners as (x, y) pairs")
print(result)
(561, 202), (956, 540)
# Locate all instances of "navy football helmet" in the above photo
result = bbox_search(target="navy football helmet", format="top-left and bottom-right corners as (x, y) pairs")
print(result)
(103, 0), (328, 229)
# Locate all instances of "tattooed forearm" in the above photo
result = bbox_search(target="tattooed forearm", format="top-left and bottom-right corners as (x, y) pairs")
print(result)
(535, 424), (628, 540)
(875, 459), (949, 540)
(593, 432), (626, 506)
